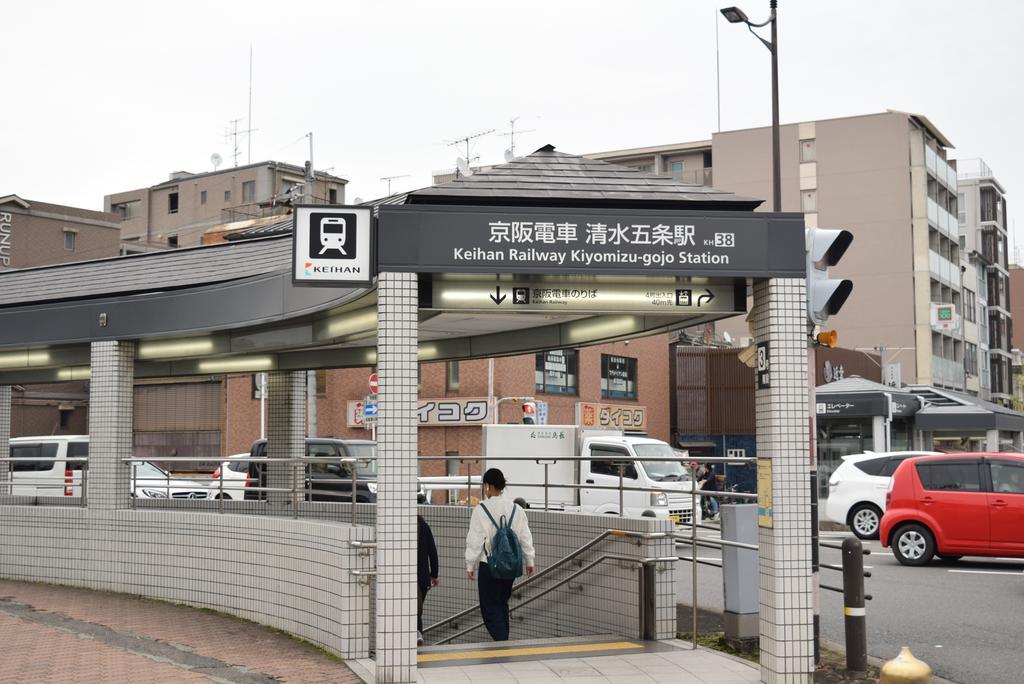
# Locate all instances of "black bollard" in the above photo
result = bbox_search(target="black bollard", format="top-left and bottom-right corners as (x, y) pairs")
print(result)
(842, 536), (867, 672)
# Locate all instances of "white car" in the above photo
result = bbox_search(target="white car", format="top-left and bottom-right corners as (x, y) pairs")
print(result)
(210, 453), (251, 500)
(825, 451), (939, 539)
(130, 461), (211, 500)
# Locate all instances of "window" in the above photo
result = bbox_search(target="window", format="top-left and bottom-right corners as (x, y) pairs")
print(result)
(801, 189), (817, 213)
(167, 235), (179, 248)
(669, 161), (684, 178)
(633, 164), (652, 172)
(63, 230), (76, 252)
(990, 460), (1024, 494)
(227, 459), (248, 473)
(916, 461), (982, 492)
(224, 190), (232, 202)
(9, 443), (59, 472)
(67, 441), (88, 470)
(59, 409), (71, 430)
(307, 443), (344, 476)
(315, 368), (327, 397)
(702, 150), (713, 168)
(200, 190), (208, 205)
(601, 354), (637, 400)
(446, 360), (460, 391)
(168, 192), (179, 214)
(329, 188), (338, 204)
(111, 201), (140, 220)
(589, 445), (637, 479)
(535, 349), (578, 395)
(853, 456), (889, 476)
(242, 180), (256, 203)
(965, 342), (978, 376)
(880, 457), (910, 478)
(800, 139), (816, 162)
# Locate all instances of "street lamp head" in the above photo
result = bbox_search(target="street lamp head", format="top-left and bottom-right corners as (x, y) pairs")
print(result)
(720, 6), (750, 24)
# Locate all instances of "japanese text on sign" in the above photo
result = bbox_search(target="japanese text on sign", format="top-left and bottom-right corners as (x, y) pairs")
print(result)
(576, 402), (648, 431)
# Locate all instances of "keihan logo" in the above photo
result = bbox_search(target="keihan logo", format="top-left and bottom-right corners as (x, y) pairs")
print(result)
(305, 261), (313, 276)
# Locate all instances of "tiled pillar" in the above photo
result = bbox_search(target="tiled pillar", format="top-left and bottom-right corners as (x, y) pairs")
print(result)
(88, 341), (135, 510)
(266, 371), (307, 509)
(985, 428), (1000, 453)
(0, 385), (10, 494)
(375, 272), (418, 683)
(751, 279), (814, 683)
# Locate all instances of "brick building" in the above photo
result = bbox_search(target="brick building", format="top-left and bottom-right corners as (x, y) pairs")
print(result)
(219, 334), (671, 477)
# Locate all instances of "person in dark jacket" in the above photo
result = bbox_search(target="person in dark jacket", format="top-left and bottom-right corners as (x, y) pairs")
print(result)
(417, 515), (439, 645)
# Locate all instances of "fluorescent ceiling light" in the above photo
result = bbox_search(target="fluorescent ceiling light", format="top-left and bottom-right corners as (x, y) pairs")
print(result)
(57, 367), (90, 381)
(198, 356), (275, 373)
(326, 307), (378, 338)
(0, 349), (52, 369)
(138, 337), (215, 359)
(565, 316), (640, 343)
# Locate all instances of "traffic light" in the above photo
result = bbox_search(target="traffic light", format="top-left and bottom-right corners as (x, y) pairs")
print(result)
(522, 401), (537, 425)
(806, 228), (854, 326)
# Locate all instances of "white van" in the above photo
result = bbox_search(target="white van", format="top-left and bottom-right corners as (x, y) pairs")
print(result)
(8, 435), (88, 497)
(7, 436), (210, 500)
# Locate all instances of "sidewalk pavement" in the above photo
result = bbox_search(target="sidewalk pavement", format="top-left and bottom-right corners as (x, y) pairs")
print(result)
(0, 579), (360, 683)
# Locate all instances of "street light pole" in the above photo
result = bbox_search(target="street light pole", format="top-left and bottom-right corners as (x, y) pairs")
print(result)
(769, 0), (780, 212)
(721, 1), (780, 210)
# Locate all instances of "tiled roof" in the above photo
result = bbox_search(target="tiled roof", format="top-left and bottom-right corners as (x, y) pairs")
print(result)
(408, 144), (762, 209)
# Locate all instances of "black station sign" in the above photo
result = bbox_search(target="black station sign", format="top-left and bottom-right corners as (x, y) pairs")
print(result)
(377, 205), (805, 278)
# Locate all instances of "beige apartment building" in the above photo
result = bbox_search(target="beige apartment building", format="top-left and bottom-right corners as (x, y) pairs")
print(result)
(104, 161), (347, 249)
(589, 111), (994, 398)
(0, 194), (121, 270)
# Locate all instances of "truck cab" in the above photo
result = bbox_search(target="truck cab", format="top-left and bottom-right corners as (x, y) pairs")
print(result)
(581, 434), (696, 525)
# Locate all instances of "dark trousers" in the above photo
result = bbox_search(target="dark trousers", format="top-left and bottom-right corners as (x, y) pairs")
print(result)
(417, 587), (427, 632)
(477, 562), (514, 641)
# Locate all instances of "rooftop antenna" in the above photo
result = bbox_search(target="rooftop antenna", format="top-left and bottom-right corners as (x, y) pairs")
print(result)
(380, 174), (411, 195)
(446, 128), (495, 177)
(210, 153), (223, 171)
(247, 44), (254, 164)
(500, 116), (536, 161)
(224, 118), (257, 168)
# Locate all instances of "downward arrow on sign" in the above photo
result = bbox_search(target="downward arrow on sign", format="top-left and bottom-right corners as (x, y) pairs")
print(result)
(490, 286), (507, 305)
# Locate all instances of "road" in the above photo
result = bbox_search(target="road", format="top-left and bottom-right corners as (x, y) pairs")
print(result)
(674, 530), (1024, 684)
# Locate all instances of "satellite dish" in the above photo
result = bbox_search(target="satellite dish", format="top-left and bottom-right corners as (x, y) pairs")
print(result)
(456, 157), (473, 177)
(723, 331), (733, 346)
(504, 149), (515, 163)
(210, 153), (223, 170)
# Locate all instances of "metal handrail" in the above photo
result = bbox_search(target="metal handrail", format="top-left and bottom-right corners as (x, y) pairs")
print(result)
(422, 528), (668, 636)
(434, 552), (677, 645)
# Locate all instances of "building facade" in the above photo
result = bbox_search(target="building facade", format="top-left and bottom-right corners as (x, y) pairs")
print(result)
(0, 195), (121, 270)
(958, 158), (1013, 403)
(104, 161), (347, 250)
(589, 111), (1003, 400)
(220, 335), (672, 487)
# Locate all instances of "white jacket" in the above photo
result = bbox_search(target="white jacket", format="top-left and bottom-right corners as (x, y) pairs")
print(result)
(464, 492), (536, 573)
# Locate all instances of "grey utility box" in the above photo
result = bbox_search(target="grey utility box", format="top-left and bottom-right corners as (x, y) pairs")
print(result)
(720, 503), (758, 641)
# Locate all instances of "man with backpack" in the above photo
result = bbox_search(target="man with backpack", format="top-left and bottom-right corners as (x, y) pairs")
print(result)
(465, 468), (535, 641)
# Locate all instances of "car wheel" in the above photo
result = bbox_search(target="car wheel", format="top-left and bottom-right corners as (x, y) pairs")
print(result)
(892, 523), (935, 566)
(849, 503), (882, 540)
(214, 493), (231, 500)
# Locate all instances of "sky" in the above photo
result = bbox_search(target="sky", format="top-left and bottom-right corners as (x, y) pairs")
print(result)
(2, 0), (1022, 252)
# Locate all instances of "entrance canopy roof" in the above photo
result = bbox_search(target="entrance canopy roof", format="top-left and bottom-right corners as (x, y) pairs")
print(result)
(908, 385), (1024, 432)
(0, 145), (805, 384)
(815, 376), (920, 419)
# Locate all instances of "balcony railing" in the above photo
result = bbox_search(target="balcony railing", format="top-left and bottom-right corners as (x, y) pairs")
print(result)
(926, 146), (958, 191)
(927, 197), (958, 239)
(932, 355), (965, 389)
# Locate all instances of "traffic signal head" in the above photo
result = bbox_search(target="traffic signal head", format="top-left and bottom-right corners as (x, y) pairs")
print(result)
(522, 401), (537, 425)
(806, 228), (854, 326)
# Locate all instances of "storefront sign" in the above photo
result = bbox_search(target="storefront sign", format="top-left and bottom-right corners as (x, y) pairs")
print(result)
(0, 212), (13, 269)
(417, 397), (491, 426)
(292, 205), (374, 286)
(348, 397), (494, 427)
(756, 342), (771, 389)
(575, 402), (647, 431)
(424, 277), (744, 314)
(378, 205), (805, 278)
(757, 459), (773, 528)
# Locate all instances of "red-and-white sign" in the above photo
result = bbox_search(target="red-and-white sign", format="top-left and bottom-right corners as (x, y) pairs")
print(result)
(369, 373), (378, 395)
(347, 401), (365, 428)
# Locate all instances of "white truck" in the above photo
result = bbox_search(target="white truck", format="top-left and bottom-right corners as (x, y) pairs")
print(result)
(482, 424), (697, 526)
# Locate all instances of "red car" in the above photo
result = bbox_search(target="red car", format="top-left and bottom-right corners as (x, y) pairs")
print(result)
(880, 453), (1024, 566)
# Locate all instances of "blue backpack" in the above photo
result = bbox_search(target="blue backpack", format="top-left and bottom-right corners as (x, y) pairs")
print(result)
(481, 503), (524, 580)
